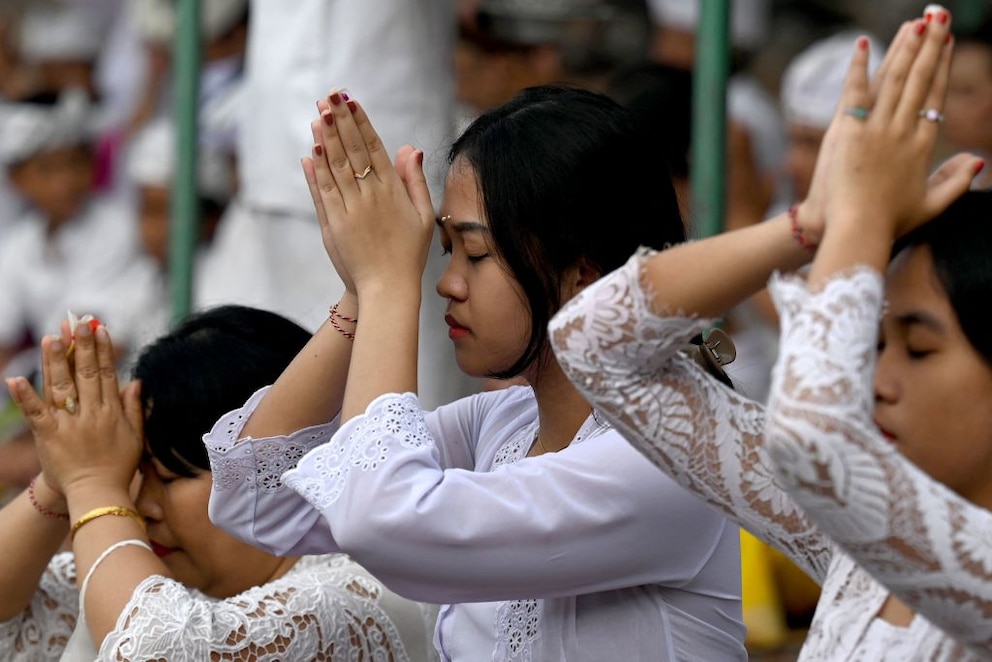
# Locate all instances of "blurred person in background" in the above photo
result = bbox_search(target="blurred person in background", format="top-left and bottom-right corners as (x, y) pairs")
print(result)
(944, 14), (992, 188)
(198, 0), (473, 409)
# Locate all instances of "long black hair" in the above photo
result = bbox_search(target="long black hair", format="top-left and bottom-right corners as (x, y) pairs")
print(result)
(449, 85), (686, 378)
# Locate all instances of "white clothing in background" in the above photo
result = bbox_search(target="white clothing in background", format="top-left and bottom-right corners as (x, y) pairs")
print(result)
(0, 552), (439, 662)
(201, 0), (474, 408)
(550, 250), (986, 661)
(206, 385), (747, 660)
(0, 197), (159, 356)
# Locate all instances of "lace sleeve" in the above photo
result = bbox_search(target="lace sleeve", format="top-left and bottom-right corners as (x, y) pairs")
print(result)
(205, 385), (342, 557)
(98, 556), (417, 661)
(765, 269), (992, 652)
(0, 552), (79, 661)
(550, 249), (833, 582)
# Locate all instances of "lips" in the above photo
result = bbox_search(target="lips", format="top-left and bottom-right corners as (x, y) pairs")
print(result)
(445, 314), (470, 340)
(149, 540), (178, 557)
(874, 420), (897, 443)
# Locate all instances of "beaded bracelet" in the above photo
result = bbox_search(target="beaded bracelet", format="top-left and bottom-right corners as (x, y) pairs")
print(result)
(329, 302), (357, 341)
(27, 477), (70, 521)
(71, 506), (146, 541)
(788, 203), (818, 254)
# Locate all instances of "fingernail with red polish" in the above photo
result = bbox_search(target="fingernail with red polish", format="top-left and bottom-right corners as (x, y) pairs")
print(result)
(346, 100), (357, 112)
(857, 36), (868, 50)
(314, 144), (324, 157)
(975, 160), (985, 175)
(322, 110), (334, 126)
(342, 92), (350, 101)
(939, 10), (949, 24)
(329, 92), (342, 106)
(915, 20), (926, 35)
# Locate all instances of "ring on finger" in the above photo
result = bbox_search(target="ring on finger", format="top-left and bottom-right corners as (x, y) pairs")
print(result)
(353, 165), (372, 180)
(60, 395), (78, 415)
(842, 106), (870, 120)
(918, 108), (945, 123)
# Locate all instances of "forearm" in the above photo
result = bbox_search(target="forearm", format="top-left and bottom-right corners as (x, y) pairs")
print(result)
(242, 294), (357, 439)
(807, 212), (891, 289)
(342, 284), (422, 421)
(65, 483), (169, 647)
(0, 488), (69, 620)
(642, 210), (811, 318)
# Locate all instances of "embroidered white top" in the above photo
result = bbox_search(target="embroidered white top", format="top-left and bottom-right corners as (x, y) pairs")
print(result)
(206, 385), (747, 661)
(548, 250), (991, 661)
(0, 552), (439, 661)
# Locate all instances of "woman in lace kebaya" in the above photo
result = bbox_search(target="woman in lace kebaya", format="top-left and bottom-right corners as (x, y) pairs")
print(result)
(551, 7), (992, 660)
(1, 306), (438, 661)
(205, 86), (748, 659)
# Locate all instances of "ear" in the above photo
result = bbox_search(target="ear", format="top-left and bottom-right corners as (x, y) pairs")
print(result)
(561, 258), (602, 300)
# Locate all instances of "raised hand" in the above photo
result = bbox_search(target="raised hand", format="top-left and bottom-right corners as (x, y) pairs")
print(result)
(301, 90), (436, 300)
(5, 322), (143, 500)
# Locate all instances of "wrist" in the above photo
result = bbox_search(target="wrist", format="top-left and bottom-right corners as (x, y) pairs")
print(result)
(28, 476), (69, 521)
(789, 202), (820, 253)
(64, 480), (134, 514)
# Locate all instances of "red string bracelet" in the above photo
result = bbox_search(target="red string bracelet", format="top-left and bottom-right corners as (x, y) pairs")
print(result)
(28, 477), (69, 521)
(329, 302), (357, 340)
(788, 203), (817, 254)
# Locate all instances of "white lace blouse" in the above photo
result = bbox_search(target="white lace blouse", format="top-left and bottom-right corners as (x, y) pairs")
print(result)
(548, 250), (991, 661)
(206, 385), (748, 661)
(0, 552), (439, 661)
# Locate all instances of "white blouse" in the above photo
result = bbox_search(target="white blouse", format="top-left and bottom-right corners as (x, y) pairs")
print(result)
(0, 552), (438, 661)
(548, 249), (989, 661)
(206, 385), (747, 661)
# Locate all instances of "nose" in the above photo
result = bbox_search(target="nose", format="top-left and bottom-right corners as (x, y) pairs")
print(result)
(134, 474), (164, 523)
(873, 348), (899, 406)
(436, 261), (468, 301)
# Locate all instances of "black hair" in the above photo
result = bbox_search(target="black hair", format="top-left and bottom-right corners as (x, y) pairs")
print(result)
(449, 84), (685, 378)
(131, 305), (311, 476)
(893, 189), (992, 366)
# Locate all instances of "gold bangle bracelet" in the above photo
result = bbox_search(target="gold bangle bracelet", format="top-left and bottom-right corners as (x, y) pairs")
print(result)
(70, 506), (146, 541)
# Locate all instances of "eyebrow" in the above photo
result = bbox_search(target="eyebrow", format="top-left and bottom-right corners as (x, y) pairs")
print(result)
(436, 216), (489, 235)
(894, 311), (946, 334)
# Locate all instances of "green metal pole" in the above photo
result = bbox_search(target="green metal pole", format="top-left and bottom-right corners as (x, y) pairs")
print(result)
(169, 0), (201, 325)
(690, 0), (730, 240)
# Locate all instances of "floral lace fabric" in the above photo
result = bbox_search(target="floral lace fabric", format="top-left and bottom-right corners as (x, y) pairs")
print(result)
(0, 553), (423, 661)
(765, 268), (992, 658)
(549, 250), (987, 660)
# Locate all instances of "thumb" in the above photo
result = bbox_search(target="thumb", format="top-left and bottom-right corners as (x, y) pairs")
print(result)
(394, 145), (417, 186)
(403, 150), (436, 223)
(918, 153), (984, 225)
(122, 380), (145, 441)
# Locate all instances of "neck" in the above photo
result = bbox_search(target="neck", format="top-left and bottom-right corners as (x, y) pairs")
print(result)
(526, 355), (594, 456)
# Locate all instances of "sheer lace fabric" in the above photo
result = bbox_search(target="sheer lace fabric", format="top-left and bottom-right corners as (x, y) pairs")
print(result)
(765, 268), (992, 657)
(549, 250), (985, 660)
(207, 383), (747, 660)
(0, 552), (434, 661)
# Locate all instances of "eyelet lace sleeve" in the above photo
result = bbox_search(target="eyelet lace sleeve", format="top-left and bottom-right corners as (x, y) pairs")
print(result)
(206, 385), (343, 557)
(98, 555), (422, 661)
(0, 552), (78, 661)
(765, 268), (992, 653)
(549, 249), (833, 582)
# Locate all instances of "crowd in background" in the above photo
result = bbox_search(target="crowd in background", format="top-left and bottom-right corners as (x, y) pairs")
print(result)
(0, 0), (990, 658)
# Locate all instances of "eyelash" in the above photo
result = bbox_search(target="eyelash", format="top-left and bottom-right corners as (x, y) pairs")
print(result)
(439, 246), (489, 263)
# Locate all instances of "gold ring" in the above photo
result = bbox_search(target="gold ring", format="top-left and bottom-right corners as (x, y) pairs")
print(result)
(61, 395), (78, 415)
(353, 165), (372, 180)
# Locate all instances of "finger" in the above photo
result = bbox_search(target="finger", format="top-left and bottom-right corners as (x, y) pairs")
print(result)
(42, 336), (77, 413)
(834, 35), (872, 123)
(305, 116), (334, 225)
(394, 145), (417, 186)
(322, 89), (371, 191)
(310, 117), (347, 214)
(873, 19), (927, 118)
(403, 149), (437, 223)
(914, 31), (954, 133)
(919, 153), (984, 222)
(122, 380), (144, 441)
(870, 21), (913, 100)
(6, 376), (56, 437)
(71, 321), (102, 405)
(345, 98), (393, 184)
(94, 325), (120, 406)
(896, 8), (952, 123)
